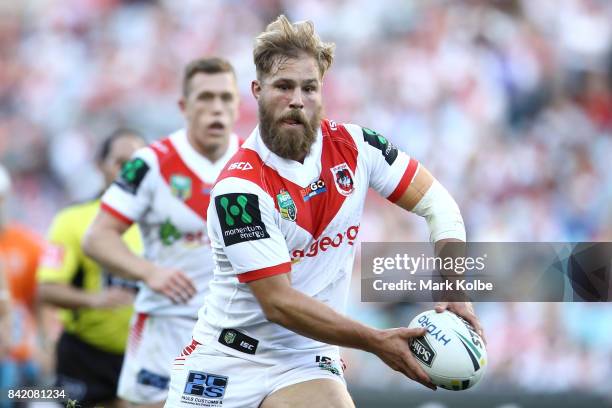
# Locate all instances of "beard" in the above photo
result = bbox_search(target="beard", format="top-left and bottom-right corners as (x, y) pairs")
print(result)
(258, 101), (322, 162)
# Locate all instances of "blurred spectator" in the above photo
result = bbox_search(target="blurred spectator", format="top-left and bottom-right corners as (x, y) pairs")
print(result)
(0, 164), (51, 401)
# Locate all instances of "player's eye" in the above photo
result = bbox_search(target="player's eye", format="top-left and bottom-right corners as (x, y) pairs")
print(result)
(198, 93), (214, 101)
(304, 86), (316, 93)
(221, 93), (234, 102)
(276, 84), (290, 91)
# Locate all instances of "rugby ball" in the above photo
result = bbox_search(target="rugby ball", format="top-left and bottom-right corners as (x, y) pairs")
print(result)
(408, 309), (487, 391)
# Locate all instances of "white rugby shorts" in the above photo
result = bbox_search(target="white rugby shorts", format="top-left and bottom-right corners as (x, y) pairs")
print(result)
(117, 313), (196, 404)
(165, 338), (346, 407)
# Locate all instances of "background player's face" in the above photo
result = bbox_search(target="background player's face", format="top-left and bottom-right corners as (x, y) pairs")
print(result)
(253, 53), (323, 162)
(99, 135), (146, 188)
(180, 72), (239, 159)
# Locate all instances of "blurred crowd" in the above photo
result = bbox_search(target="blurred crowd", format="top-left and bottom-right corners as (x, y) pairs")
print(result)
(0, 0), (611, 401)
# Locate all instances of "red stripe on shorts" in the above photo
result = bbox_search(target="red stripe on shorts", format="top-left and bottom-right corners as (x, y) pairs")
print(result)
(180, 338), (201, 357)
(128, 313), (148, 354)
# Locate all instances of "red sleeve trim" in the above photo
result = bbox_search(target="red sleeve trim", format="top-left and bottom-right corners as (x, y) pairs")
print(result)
(101, 202), (134, 225)
(237, 262), (292, 283)
(387, 158), (419, 203)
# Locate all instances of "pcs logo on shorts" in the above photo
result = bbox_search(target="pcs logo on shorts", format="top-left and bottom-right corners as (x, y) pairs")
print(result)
(183, 371), (228, 400)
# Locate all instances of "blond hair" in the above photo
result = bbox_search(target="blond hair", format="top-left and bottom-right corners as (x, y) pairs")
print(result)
(254, 15), (335, 80)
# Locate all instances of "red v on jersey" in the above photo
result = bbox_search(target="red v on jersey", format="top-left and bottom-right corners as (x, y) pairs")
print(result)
(217, 120), (358, 239)
(150, 138), (212, 221)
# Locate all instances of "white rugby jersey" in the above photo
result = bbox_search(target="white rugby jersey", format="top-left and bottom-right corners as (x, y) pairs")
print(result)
(101, 129), (240, 317)
(192, 119), (420, 359)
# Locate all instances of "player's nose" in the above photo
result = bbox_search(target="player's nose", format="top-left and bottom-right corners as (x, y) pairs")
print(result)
(289, 88), (304, 109)
(211, 96), (224, 114)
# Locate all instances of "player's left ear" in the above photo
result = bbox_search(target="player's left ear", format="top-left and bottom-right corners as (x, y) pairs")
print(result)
(251, 80), (261, 100)
(178, 97), (187, 113)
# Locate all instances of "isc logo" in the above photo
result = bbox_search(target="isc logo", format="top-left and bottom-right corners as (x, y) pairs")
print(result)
(228, 161), (253, 171)
(183, 371), (228, 399)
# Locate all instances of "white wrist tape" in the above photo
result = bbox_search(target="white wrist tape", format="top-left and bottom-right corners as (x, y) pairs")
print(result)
(411, 179), (466, 242)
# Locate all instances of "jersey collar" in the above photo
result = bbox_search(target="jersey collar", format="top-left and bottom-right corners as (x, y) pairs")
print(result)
(245, 125), (323, 188)
(170, 128), (239, 184)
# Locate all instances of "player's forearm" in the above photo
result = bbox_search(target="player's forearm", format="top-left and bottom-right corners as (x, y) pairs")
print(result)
(82, 228), (152, 281)
(262, 286), (382, 353)
(38, 283), (97, 309)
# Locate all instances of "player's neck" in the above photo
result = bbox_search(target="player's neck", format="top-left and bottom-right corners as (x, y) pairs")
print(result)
(187, 134), (228, 163)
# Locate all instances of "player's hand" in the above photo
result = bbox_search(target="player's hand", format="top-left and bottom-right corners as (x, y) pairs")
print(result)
(371, 327), (437, 390)
(89, 287), (135, 308)
(435, 301), (486, 344)
(145, 267), (196, 303)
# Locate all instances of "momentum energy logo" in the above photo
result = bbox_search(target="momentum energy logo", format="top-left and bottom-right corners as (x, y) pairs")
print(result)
(362, 127), (398, 165)
(215, 193), (270, 246)
(115, 158), (149, 194)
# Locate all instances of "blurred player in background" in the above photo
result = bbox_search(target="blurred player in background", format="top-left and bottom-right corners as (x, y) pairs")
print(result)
(0, 164), (47, 397)
(36, 129), (145, 407)
(83, 57), (241, 407)
(165, 16), (483, 408)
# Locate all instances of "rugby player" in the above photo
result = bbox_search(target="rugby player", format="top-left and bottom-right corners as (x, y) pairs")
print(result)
(83, 57), (241, 407)
(37, 129), (145, 407)
(0, 164), (46, 394)
(165, 16), (484, 408)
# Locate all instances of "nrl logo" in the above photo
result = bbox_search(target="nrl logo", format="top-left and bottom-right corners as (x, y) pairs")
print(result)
(224, 331), (236, 345)
(330, 163), (355, 196)
(170, 174), (192, 201)
(277, 189), (297, 222)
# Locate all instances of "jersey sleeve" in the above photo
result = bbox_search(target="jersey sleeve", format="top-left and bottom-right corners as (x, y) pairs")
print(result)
(36, 211), (80, 285)
(207, 178), (291, 283)
(100, 147), (157, 224)
(344, 124), (419, 202)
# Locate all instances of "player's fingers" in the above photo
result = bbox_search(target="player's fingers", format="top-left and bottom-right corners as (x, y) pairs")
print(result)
(405, 357), (436, 390)
(173, 274), (197, 299)
(469, 316), (487, 345)
(457, 309), (486, 345)
(399, 327), (427, 340)
(402, 358), (436, 390)
(162, 281), (186, 303)
(434, 302), (448, 313)
(173, 272), (197, 296)
(164, 288), (182, 304)
(168, 281), (192, 303)
(415, 377), (437, 391)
